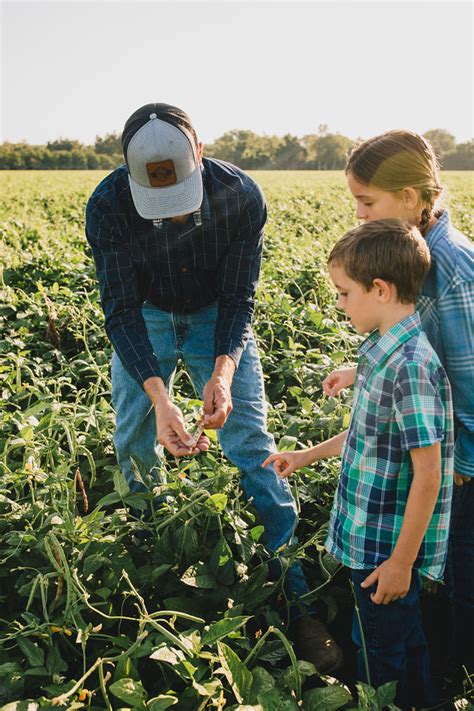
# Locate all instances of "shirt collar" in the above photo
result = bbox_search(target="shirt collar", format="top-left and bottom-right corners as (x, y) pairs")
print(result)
(358, 312), (422, 366)
(200, 164), (211, 221)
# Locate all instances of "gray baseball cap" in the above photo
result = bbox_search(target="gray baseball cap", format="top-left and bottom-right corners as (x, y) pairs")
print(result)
(122, 103), (203, 220)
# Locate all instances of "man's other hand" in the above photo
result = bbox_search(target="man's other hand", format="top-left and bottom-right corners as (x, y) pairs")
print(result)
(202, 375), (233, 429)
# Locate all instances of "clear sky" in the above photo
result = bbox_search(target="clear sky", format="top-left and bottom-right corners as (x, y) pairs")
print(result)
(1, 0), (472, 146)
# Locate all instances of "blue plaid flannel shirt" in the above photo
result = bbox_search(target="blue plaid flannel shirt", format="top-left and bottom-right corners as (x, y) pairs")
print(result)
(417, 210), (474, 477)
(85, 158), (266, 386)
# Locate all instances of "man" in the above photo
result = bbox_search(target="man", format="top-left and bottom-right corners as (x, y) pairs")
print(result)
(85, 103), (342, 673)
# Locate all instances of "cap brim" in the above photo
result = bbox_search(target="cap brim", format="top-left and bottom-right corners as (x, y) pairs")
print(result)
(129, 164), (203, 220)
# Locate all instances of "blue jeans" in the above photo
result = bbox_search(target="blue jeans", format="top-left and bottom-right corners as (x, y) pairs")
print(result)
(111, 302), (310, 603)
(351, 568), (437, 708)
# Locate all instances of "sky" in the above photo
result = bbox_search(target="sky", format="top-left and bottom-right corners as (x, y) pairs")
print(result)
(1, 0), (473, 146)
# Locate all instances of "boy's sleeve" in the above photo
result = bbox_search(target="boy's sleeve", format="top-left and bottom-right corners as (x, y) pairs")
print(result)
(393, 361), (447, 451)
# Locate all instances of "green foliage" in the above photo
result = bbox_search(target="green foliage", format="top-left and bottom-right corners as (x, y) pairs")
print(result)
(0, 171), (472, 708)
(2, 128), (471, 170)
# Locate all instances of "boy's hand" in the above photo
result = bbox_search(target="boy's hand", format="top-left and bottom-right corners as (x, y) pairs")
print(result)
(262, 450), (307, 478)
(360, 557), (412, 605)
(322, 366), (357, 397)
(454, 471), (471, 486)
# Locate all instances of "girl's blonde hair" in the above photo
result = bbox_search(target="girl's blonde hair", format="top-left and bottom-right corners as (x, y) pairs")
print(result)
(346, 130), (444, 232)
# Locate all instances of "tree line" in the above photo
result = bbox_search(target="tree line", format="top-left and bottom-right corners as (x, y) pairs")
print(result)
(0, 128), (472, 170)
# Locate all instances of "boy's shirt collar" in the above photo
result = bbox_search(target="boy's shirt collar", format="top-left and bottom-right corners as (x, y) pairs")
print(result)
(358, 312), (422, 367)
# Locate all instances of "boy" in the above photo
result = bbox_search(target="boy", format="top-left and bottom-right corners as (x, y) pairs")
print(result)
(263, 219), (453, 708)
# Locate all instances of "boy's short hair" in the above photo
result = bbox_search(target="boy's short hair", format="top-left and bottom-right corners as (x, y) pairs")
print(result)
(328, 219), (431, 304)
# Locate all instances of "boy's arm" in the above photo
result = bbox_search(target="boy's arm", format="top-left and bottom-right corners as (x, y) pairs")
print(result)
(262, 430), (347, 478)
(361, 442), (442, 604)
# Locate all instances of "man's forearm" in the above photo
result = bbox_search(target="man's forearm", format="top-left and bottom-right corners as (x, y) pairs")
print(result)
(143, 376), (170, 406)
(212, 355), (236, 384)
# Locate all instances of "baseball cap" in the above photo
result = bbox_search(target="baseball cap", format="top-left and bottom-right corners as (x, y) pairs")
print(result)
(121, 103), (203, 220)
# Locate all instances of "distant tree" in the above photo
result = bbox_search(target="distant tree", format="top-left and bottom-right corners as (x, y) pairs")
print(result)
(2, 127), (468, 171)
(205, 130), (257, 165)
(423, 129), (457, 162)
(302, 133), (354, 169)
(301, 134), (320, 168)
(95, 132), (122, 155)
(443, 140), (474, 170)
(47, 138), (84, 152)
(273, 134), (307, 169)
(241, 134), (279, 169)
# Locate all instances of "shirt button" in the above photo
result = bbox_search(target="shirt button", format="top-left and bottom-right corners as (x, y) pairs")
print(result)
(181, 266), (188, 273)
(185, 298), (191, 304)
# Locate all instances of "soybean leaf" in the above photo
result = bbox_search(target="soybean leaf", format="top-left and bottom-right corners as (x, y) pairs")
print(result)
(202, 616), (251, 646)
(113, 469), (130, 498)
(95, 492), (122, 507)
(206, 493), (228, 512)
(109, 677), (148, 707)
(249, 666), (275, 702)
(303, 685), (353, 710)
(149, 646), (186, 665)
(16, 636), (44, 668)
(181, 562), (217, 589)
(147, 696), (178, 710)
(257, 687), (299, 710)
(217, 641), (253, 704)
(46, 643), (68, 674)
(375, 681), (399, 709)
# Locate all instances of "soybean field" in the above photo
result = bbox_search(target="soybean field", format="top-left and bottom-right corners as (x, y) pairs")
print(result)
(0, 170), (472, 709)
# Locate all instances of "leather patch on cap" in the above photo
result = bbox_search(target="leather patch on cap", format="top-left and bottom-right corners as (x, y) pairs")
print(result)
(146, 160), (177, 187)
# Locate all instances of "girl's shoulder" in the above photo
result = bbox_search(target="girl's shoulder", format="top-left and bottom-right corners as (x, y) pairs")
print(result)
(427, 211), (474, 284)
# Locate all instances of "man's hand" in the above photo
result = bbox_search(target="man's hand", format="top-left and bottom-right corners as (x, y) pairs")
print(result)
(143, 376), (209, 457)
(202, 356), (236, 429)
(262, 450), (308, 478)
(454, 471), (471, 486)
(202, 376), (233, 428)
(155, 400), (210, 457)
(322, 366), (357, 397)
(360, 557), (412, 605)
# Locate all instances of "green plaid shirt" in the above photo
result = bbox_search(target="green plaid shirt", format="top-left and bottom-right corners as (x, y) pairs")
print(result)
(326, 313), (454, 581)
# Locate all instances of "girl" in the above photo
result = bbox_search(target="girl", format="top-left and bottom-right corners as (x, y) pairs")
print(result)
(323, 130), (474, 678)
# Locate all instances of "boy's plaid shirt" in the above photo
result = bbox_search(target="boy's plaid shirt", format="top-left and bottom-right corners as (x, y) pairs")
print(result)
(326, 313), (454, 581)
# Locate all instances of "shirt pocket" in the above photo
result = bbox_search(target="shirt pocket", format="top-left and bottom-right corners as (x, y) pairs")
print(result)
(355, 385), (395, 437)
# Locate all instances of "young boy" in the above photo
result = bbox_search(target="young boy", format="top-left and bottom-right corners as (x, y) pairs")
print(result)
(263, 219), (453, 708)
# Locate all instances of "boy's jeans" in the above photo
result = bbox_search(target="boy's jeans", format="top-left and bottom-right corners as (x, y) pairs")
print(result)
(111, 302), (310, 602)
(351, 568), (437, 708)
